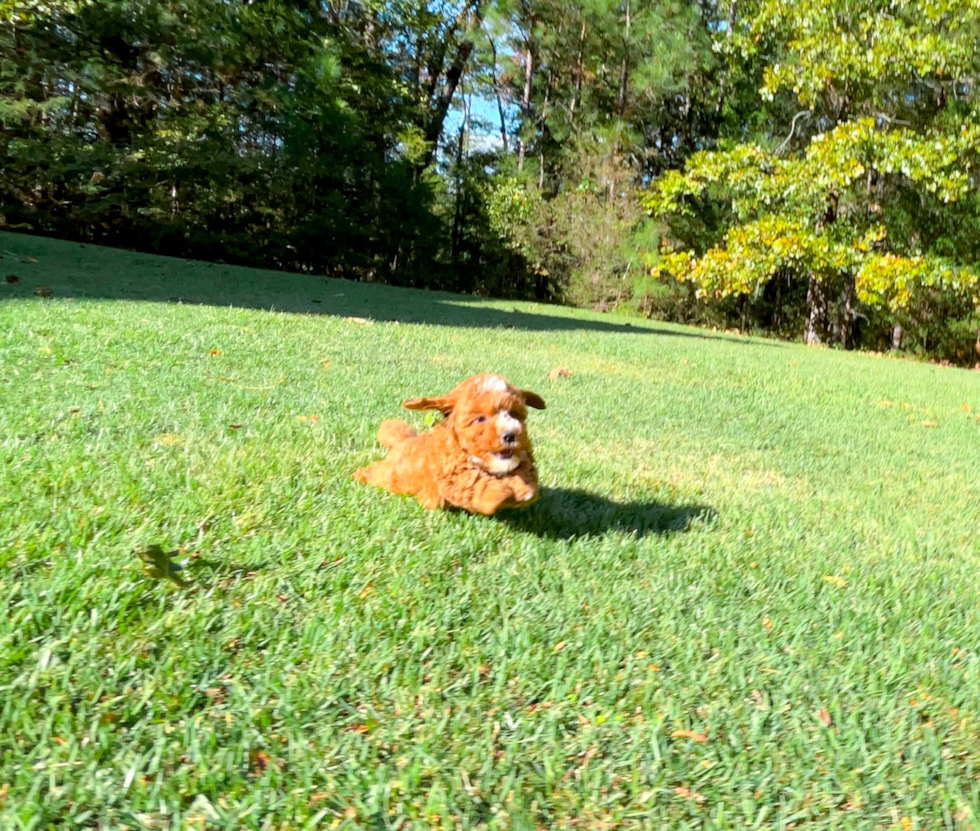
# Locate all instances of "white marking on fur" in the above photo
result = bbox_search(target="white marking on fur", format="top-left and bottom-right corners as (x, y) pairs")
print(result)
(480, 375), (508, 393)
(487, 453), (520, 474)
(472, 453), (520, 474)
(497, 411), (521, 438)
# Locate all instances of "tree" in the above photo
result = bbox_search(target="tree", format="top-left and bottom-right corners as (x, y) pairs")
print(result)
(0, 0), (476, 283)
(646, 0), (980, 351)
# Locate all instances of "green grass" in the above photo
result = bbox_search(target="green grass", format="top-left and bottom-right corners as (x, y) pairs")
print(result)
(2, 231), (980, 831)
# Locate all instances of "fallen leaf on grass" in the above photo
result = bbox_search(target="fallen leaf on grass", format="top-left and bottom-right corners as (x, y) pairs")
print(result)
(276, 594), (289, 603)
(921, 420), (938, 428)
(878, 400), (896, 407)
(5, 274), (19, 283)
(554, 640), (567, 652)
(209, 349), (221, 356)
(345, 316), (373, 325)
(823, 575), (848, 588)
(322, 360), (331, 371)
(250, 751), (271, 773)
(762, 615), (774, 631)
(675, 786), (706, 803)
(818, 708), (832, 727)
(548, 367), (572, 381)
(229, 423), (244, 429)
(670, 730), (709, 742)
(23, 257), (38, 264)
(579, 747), (599, 770)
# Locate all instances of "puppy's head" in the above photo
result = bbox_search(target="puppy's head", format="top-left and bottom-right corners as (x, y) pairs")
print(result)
(403, 374), (545, 474)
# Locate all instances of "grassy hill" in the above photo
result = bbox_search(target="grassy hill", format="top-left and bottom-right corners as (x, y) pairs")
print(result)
(2, 231), (980, 829)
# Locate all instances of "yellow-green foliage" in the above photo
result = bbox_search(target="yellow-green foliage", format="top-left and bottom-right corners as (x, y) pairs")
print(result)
(645, 0), (980, 318)
(647, 120), (980, 309)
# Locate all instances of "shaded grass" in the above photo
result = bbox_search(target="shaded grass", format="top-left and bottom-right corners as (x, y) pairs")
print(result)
(2, 232), (980, 829)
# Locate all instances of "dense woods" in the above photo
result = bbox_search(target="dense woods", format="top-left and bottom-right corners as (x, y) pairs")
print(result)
(2, 0), (978, 361)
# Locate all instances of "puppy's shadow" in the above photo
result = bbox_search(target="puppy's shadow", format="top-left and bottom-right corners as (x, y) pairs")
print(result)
(499, 487), (715, 540)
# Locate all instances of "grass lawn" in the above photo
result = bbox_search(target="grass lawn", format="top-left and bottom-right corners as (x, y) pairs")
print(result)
(2, 230), (980, 830)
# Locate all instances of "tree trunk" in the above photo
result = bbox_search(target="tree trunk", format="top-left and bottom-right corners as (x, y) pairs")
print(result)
(809, 189), (839, 345)
(518, 41), (533, 172)
(421, 38), (474, 168)
(892, 323), (904, 351)
(486, 33), (508, 151)
(570, 20), (587, 116)
(805, 275), (830, 345)
(419, 1), (482, 170)
(716, 1), (737, 116)
(538, 76), (550, 189)
(838, 273), (855, 348)
(618, 0), (631, 117)
(451, 89), (469, 261)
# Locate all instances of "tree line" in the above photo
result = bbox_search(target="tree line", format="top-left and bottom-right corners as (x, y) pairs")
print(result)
(2, 0), (978, 362)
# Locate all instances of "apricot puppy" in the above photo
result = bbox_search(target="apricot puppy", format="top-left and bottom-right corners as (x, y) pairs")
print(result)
(353, 374), (546, 515)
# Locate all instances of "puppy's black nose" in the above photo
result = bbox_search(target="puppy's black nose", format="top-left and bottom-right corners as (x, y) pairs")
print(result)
(502, 431), (517, 444)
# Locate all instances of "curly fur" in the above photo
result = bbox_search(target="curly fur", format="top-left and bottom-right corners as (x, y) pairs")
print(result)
(353, 374), (546, 515)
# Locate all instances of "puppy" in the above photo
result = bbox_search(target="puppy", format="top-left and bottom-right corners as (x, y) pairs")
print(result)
(353, 374), (546, 515)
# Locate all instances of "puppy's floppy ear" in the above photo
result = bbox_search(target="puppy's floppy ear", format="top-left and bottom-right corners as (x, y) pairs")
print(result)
(402, 393), (456, 416)
(520, 389), (546, 410)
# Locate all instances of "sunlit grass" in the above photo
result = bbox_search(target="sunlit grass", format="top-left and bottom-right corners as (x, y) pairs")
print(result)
(2, 232), (980, 829)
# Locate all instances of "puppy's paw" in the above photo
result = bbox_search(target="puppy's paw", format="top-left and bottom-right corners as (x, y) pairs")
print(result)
(352, 467), (370, 483)
(509, 481), (538, 505)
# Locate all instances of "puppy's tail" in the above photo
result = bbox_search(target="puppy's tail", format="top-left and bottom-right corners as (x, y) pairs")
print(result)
(377, 419), (417, 449)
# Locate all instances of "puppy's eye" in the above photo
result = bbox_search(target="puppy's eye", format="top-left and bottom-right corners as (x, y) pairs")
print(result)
(474, 415), (488, 424)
